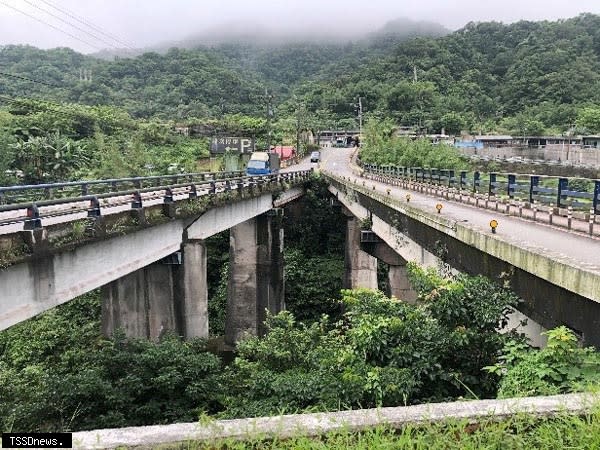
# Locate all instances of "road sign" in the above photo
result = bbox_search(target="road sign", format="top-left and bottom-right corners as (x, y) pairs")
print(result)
(210, 137), (254, 154)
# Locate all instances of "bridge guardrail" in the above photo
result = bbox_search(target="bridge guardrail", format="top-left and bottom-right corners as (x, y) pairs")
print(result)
(359, 161), (600, 214)
(0, 170), (313, 232)
(355, 160), (599, 236)
(0, 170), (247, 205)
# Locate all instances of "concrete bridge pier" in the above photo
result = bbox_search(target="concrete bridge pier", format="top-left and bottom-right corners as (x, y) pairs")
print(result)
(343, 213), (378, 290)
(178, 239), (209, 339)
(387, 266), (418, 303)
(101, 261), (180, 340)
(358, 230), (419, 303)
(101, 239), (210, 341)
(225, 211), (284, 346)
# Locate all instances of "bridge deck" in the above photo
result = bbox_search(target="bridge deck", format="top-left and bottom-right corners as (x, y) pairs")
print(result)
(322, 148), (600, 272)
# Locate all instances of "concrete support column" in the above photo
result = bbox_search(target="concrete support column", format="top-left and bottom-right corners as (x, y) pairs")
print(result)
(178, 240), (209, 339)
(257, 211), (285, 332)
(225, 212), (284, 345)
(101, 263), (177, 340)
(388, 265), (418, 303)
(344, 216), (378, 289)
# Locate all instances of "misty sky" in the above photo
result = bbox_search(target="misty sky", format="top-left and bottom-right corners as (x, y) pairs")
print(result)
(0, 0), (599, 53)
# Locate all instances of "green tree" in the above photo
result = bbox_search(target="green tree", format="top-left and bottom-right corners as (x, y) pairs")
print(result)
(576, 107), (600, 133)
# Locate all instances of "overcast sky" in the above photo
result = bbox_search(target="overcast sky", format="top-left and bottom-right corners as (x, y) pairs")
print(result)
(0, 0), (599, 53)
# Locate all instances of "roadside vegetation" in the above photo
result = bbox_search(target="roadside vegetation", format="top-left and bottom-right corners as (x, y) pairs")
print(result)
(167, 410), (600, 449)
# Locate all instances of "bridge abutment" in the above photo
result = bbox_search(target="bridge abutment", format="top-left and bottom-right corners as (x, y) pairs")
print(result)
(225, 211), (284, 345)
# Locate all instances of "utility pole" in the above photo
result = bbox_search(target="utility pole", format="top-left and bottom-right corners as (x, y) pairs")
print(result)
(265, 88), (274, 151)
(358, 96), (363, 137)
(296, 103), (301, 157)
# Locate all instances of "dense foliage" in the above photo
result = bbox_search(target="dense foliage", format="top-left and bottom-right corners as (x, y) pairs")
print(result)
(0, 263), (524, 432)
(488, 326), (600, 398)
(359, 118), (469, 168)
(283, 179), (346, 321)
(219, 266), (520, 419)
(0, 292), (222, 431)
(0, 98), (211, 184)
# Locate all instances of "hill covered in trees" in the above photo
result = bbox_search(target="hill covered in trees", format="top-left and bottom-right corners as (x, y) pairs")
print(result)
(0, 13), (598, 135)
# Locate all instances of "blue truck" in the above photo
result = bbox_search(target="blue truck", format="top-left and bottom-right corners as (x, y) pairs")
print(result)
(246, 152), (280, 176)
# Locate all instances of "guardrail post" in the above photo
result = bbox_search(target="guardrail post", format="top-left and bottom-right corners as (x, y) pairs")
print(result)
(209, 181), (216, 194)
(81, 183), (89, 196)
(507, 174), (516, 199)
(24, 203), (42, 230)
(163, 187), (174, 203)
(567, 205), (573, 230)
(189, 184), (197, 199)
(489, 173), (497, 197)
(474, 171), (480, 193)
(163, 187), (175, 218)
(557, 178), (568, 208)
(225, 180), (231, 191)
(590, 208), (595, 235)
(88, 196), (101, 217)
(594, 180), (600, 215)
(44, 187), (53, 199)
(529, 176), (539, 204)
(419, 167), (425, 183)
(131, 191), (143, 209)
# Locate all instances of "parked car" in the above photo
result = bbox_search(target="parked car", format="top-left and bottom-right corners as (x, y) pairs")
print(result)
(310, 151), (321, 163)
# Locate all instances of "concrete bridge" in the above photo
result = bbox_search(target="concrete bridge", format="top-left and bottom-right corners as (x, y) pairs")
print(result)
(321, 148), (600, 346)
(1, 149), (599, 346)
(0, 171), (310, 345)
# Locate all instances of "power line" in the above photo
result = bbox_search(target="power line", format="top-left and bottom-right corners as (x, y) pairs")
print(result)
(0, 71), (63, 88)
(38, 0), (136, 50)
(22, 0), (123, 50)
(0, 0), (103, 51)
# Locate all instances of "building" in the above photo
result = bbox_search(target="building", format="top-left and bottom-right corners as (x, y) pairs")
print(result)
(582, 136), (600, 148)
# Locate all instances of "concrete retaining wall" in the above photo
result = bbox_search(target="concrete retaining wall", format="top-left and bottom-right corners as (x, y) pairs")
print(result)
(71, 393), (599, 449)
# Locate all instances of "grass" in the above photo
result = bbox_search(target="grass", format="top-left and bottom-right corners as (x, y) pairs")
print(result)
(159, 409), (600, 449)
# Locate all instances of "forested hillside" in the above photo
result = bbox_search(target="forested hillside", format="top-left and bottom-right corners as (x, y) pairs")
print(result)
(1, 13), (599, 134)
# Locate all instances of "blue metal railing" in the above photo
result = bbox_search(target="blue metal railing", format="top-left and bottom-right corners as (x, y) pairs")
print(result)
(358, 161), (600, 214)
(0, 170), (313, 231)
(0, 170), (246, 205)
